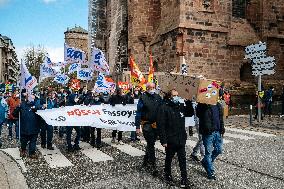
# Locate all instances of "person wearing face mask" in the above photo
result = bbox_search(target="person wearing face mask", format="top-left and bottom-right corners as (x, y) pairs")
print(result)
(40, 91), (58, 150)
(157, 89), (194, 188)
(109, 88), (126, 144)
(65, 89), (81, 152)
(129, 87), (141, 142)
(89, 92), (103, 148)
(6, 91), (21, 140)
(0, 92), (8, 147)
(196, 100), (225, 180)
(80, 90), (93, 143)
(13, 93), (41, 159)
(135, 82), (162, 176)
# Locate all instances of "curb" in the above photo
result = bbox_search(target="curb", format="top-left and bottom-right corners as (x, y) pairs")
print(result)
(0, 151), (28, 189)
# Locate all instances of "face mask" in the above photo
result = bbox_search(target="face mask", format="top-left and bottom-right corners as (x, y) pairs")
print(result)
(172, 96), (181, 104)
(148, 90), (156, 95)
(134, 91), (139, 95)
(16, 94), (20, 98)
(94, 97), (99, 101)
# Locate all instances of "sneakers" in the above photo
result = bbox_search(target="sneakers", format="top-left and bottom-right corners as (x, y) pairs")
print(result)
(180, 179), (188, 188)
(181, 179), (194, 188)
(73, 145), (81, 151)
(164, 175), (175, 186)
(190, 154), (200, 162)
(111, 138), (116, 143)
(118, 140), (124, 145)
(29, 153), (38, 159)
(20, 149), (27, 158)
(67, 146), (74, 153)
(47, 145), (55, 150)
(207, 173), (216, 180)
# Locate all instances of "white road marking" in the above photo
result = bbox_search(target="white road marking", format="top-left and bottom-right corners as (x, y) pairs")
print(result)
(102, 138), (145, 157)
(225, 128), (276, 137)
(37, 145), (73, 168)
(224, 133), (255, 140)
(1, 148), (27, 172)
(80, 142), (113, 162)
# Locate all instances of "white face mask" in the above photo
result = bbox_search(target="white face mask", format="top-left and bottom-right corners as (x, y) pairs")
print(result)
(94, 97), (99, 101)
(148, 89), (156, 95)
(172, 96), (182, 104)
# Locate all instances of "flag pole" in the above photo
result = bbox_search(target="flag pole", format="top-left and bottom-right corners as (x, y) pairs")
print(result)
(18, 59), (23, 146)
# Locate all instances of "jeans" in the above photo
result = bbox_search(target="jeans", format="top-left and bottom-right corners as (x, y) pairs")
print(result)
(264, 101), (272, 116)
(165, 143), (187, 180)
(66, 126), (81, 148)
(201, 131), (223, 176)
(21, 134), (38, 155)
(40, 123), (53, 147)
(192, 124), (205, 156)
(130, 131), (137, 140)
(8, 119), (19, 139)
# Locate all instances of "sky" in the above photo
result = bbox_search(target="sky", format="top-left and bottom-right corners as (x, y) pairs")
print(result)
(0, 0), (88, 62)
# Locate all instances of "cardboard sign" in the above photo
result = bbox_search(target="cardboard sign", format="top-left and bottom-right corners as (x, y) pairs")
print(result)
(159, 73), (220, 105)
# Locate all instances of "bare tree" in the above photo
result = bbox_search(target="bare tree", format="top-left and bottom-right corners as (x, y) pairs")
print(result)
(23, 44), (46, 80)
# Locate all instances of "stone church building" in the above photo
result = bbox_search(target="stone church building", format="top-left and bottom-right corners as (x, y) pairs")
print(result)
(90, 0), (283, 95)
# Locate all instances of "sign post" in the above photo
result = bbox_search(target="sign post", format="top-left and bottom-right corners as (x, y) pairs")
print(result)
(244, 41), (276, 122)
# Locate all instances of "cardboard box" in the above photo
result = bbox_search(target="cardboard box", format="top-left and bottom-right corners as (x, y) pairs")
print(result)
(159, 73), (220, 105)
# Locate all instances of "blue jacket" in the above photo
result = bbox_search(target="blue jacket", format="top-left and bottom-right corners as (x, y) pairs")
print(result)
(14, 100), (40, 135)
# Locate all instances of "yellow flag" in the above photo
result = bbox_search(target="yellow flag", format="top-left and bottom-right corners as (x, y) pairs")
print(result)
(130, 55), (146, 86)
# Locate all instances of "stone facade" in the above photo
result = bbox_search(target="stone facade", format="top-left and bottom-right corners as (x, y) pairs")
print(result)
(91, 0), (284, 93)
(64, 26), (88, 57)
(0, 34), (19, 83)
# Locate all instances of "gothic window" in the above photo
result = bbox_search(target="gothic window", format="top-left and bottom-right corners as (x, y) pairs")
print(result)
(232, 0), (247, 18)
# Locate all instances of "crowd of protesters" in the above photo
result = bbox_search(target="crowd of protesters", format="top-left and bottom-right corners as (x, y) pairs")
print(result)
(0, 83), (283, 188)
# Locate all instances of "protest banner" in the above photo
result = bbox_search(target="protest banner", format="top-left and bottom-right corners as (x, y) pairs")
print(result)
(36, 104), (137, 131)
(159, 73), (220, 105)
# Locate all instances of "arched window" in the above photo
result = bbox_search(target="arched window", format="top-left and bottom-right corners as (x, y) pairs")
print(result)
(240, 63), (254, 81)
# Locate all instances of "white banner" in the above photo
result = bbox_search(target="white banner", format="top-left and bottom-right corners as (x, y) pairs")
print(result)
(36, 104), (137, 131)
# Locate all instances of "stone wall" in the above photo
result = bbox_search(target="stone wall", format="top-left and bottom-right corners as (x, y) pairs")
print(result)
(64, 32), (88, 57)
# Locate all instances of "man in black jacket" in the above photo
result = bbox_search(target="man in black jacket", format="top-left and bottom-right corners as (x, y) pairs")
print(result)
(135, 82), (162, 176)
(13, 93), (41, 158)
(109, 88), (126, 144)
(157, 89), (194, 188)
(196, 102), (225, 180)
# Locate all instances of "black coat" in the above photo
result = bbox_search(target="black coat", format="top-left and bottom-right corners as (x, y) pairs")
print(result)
(157, 100), (194, 145)
(109, 94), (126, 106)
(196, 103), (225, 135)
(13, 101), (40, 135)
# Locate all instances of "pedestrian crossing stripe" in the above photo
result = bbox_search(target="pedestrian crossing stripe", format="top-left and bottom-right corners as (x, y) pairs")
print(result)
(102, 138), (145, 157)
(225, 128), (276, 137)
(37, 145), (73, 168)
(224, 133), (255, 140)
(0, 129), (275, 171)
(80, 142), (113, 162)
